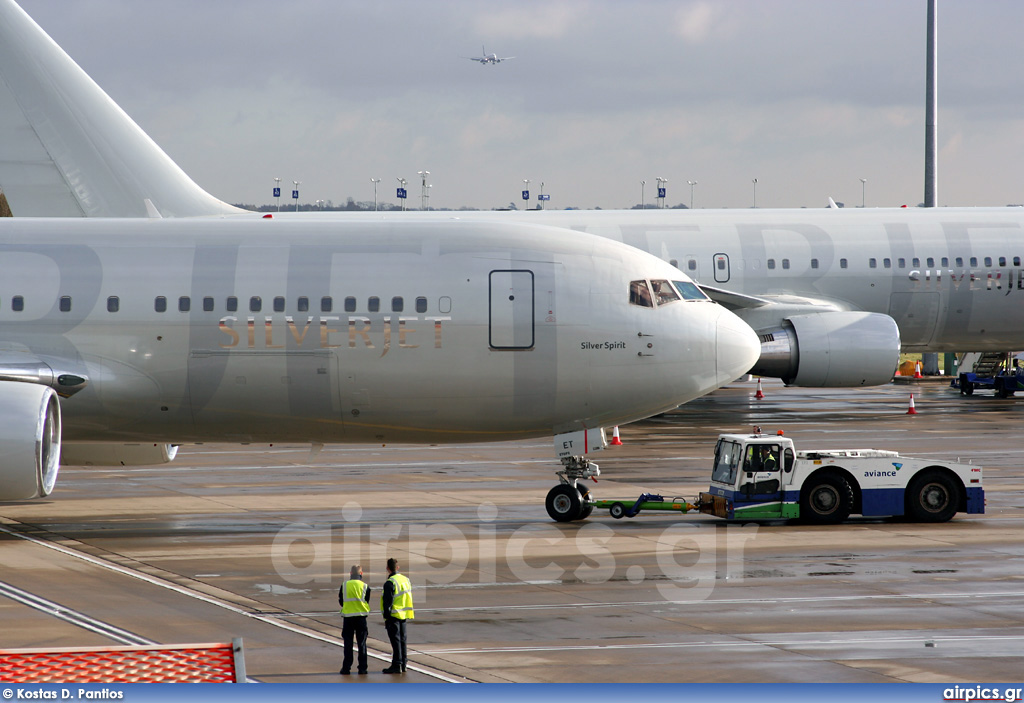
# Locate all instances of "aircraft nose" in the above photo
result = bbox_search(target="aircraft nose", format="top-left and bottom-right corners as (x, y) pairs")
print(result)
(715, 307), (761, 384)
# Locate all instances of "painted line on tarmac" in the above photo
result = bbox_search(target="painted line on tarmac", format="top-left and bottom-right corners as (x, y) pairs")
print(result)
(0, 523), (464, 683)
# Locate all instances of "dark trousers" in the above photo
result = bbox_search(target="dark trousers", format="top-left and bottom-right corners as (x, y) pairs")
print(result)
(341, 616), (368, 673)
(385, 617), (407, 669)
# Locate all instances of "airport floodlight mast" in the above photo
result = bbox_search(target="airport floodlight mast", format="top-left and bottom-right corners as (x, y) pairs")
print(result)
(861, 178), (867, 208)
(523, 179), (530, 208)
(655, 177), (667, 209)
(397, 177), (407, 211)
(688, 180), (697, 209)
(292, 180), (301, 212)
(370, 178), (381, 211)
(538, 181), (545, 210)
(752, 178), (758, 208)
(273, 177), (282, 211)
(640, 180), (645, 209)
(418, 170), (430, 210)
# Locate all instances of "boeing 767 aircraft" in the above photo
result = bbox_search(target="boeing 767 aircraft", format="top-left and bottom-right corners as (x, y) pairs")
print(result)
(0, 0), (759, 522)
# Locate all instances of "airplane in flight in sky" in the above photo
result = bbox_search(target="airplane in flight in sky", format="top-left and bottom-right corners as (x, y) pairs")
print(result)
(0, 0), (759, 523)
(465, 46), (515, 65)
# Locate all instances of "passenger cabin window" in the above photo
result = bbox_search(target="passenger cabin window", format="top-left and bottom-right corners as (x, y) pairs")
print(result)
(344, 297), (356, 313)
(107, 296), (119, 313)
(687, 260), (697, 272)
(898, 258), (906, 268)
(650, 280), (680, 306)
(178, 296), (190, 312)
(912, 257), (920, 268)
(321, 296), (333, 313)
(883, 258), (891, 269)
(59, 296), (71, 312)
(155, 296), (167, 313)
(673, 281), (708, 300)
(971, 257), (978, 267)
(392, 297), (404, 312)
(1015, 257), (1021, 267)
(12, 296), (23, 312)
(203, 296), (214, 312)
(999, 257), (1006, 267)
(227, 296), (238, 312)
(941, 257), (949, 267)
(368, 296), (380, 312)
(985, 256), (993, 267)
(781, 259), (790, 270)
(840, 258), (847, 269)
(298, 296), (309, 312)
(274, 296), (285, 313)
(869, 258), (877, 269)
(629, 280), (654, 308)
(956, 257), (964, 267)
(249, 296), (262, 312)
(927, 257), (935, 268)
(767, 259), (776, 270)
(810, 258), (819, 269)
(416, 296), (428, 313)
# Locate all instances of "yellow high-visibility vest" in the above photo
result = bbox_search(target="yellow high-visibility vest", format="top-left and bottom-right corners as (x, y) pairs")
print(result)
(382, 573), (415, 620)
(341, 579), (370, 617)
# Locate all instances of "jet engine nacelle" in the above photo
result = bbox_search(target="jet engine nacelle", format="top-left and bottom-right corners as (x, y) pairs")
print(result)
(61, 443), (179, 467)
(751, 311), (900, 387)
(0, 381), (61, 500)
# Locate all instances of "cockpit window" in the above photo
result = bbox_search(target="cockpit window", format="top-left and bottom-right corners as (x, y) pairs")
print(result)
(650, 279), (680, 306)
(629, 280), (654, 308)
(673, 281), (709, 301)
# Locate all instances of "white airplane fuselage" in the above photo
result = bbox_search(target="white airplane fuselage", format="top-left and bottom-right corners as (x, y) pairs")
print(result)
(0, 216), (757, 446)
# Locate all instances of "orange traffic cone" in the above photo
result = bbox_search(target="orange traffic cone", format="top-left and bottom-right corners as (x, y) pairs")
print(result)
(755, 377), (765, 399)
(610, 426), (623, 445)
(906, 393), (918, 415)
(913, 361), (923, 379)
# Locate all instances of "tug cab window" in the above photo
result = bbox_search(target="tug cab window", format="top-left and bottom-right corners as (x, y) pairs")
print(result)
(629, 280), (654, 308)
(650, 279), (680, 306)
(712, 440), (741, 485)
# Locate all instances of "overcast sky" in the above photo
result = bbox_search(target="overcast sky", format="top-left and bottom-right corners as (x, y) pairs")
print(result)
(16, 0), (1024, 210)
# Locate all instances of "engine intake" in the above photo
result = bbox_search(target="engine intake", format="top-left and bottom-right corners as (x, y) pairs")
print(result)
(0, 381), (61, 500)
(751, 312), (900, 387)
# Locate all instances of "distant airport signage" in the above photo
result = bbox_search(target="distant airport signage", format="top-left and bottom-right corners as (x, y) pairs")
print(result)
(273, 187), (281, 198)
(522, 190), (529, 200)
(397, 188), (407, 199)
(658, 187), (666, 198)
(292, 190), (299, 199)
(538, 194), (550, 201)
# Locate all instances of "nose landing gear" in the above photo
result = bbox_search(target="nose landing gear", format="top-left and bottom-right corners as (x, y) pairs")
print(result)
(546, 456), (599, 522)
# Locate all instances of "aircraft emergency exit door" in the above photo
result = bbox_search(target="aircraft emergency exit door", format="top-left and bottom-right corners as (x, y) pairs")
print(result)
(489, 269), (535, 349)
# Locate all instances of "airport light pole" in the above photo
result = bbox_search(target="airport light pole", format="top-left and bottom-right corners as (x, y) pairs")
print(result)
(293, 180), (301, 212)
(688, 180), (697, 210)
(860, 178), (867, 208)
(655, 177), (667, 209)
(274, 177), (282, 211)
(538, 181), (544, 210)
(523, 179), (530, 209)
(397, 177), (407, 211)
(640, 180), (645, 209)
(752, 178), (757, 208)
(418, 170), (430, 210)
(370, 178), (381, 211)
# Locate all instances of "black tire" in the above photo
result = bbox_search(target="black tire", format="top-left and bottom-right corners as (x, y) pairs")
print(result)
(575, 482), (594, 519)
(905, 469), (961, 523)
(546, 484), (583, 522)
(799, 472), (854, 524)
(997, 380), (1010, 398)
(609, 502), (626, 519)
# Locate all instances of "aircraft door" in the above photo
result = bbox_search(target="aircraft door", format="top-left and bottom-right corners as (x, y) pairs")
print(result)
(713, 253), (730, 283)
(489, 269), (535, 349)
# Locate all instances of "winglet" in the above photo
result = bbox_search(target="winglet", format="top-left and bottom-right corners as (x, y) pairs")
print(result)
(0, 0), (244, 218)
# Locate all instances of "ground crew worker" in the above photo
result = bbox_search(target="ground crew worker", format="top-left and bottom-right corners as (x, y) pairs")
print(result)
(760, 445), (778, 471)
(339, 564), (371, 675)
(380, 557), (414, 674)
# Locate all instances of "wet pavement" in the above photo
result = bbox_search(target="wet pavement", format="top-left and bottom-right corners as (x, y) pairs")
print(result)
(1, 378), (1022, 683)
